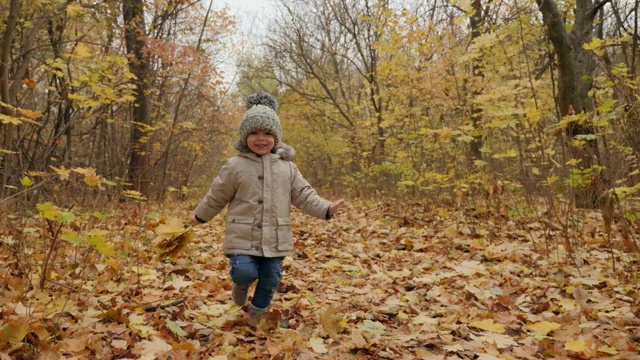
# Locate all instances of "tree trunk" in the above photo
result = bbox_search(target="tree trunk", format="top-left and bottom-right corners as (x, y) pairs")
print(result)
(468, 0), (484, 161)
(537, 0), (610, 208)
(0, 0), (21, 197)
(123, 0), (151, 193)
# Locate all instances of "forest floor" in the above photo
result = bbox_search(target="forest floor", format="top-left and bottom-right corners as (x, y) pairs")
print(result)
(1, 199), (639, 359)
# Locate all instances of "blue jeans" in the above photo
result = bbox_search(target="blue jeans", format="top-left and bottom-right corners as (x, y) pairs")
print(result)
(229, 255), (283, 309)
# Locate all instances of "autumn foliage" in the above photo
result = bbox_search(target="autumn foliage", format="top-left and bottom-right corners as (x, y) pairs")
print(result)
(2, 199), (640, 358)
(2, 0), (640, 358)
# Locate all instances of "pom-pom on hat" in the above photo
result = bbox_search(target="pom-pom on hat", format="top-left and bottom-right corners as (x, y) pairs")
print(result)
(237, 92), (282, 148)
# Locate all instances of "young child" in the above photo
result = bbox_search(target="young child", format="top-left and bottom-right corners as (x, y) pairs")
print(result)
(192, 92), (344, 320)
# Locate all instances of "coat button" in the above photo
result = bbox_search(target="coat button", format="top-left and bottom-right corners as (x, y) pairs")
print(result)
(258, 175), (264, 180)
(258, 199), (263, 204)
(257, 223), (262, 229)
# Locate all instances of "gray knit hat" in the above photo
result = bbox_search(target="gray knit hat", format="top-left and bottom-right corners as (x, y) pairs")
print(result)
(237, 92), (282, 148)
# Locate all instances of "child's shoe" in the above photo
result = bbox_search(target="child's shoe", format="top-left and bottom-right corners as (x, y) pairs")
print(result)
(247, 303), (267, 318)
(231, 284), (249, 306)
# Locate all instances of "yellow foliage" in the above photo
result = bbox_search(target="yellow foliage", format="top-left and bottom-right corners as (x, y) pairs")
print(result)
(49, 165), (71, 180)
(37, 202), (61, 220)
(73, 167), (102, 187)
(439, 128), (453, 142)
(73, 44), (93, 58)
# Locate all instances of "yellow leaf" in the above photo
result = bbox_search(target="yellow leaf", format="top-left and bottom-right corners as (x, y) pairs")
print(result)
(18, 108), (42, 118)
(565, 339), (586, 352)
(36, 202), (61, 220)
(179, 121), (196, 129)
(156, 218), (187, 236)
(66, 3), (85, 17)
(443, 227), (458, 237)
(50, 165), (71, 180)
(61, 229), (84, 245)
(546, 176), (559, 186)
(122, 190), (147, 201)
(598, 346), (618, 355)
(0, 319), (29, 343)
(469, 319), (506, 333)
(474, 160), (488, 168)
(20, 176), (34, 187)
(105, 259), (120, 270)
(155, 228), (193, 260)
(87, 229), (115, 257)
(439, 127), (452, 141)
(73, 167), (101, 187)
(0, 113), (22, 125)
(525, 321), (561, 336)
(74, 44), (92, 58)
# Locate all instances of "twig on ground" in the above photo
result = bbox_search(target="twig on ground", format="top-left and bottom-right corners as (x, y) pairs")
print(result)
(143, 298), (186, 312)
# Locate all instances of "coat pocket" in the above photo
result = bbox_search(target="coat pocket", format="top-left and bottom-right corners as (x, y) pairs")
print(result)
(225, 215), (254, 250)
(276, 217), (293, 251)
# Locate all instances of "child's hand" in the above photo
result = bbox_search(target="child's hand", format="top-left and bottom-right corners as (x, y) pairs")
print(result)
(190, 213), (202, 226)
(329, 199), (345, 216)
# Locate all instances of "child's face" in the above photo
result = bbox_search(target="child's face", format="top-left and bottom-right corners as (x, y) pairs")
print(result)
(246, 129), (275, 155)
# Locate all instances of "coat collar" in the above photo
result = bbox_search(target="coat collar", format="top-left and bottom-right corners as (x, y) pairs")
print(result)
(234, 141), (297, 162)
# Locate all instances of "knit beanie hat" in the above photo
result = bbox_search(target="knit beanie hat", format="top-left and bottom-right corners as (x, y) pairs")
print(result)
(237, 92), (282, 148)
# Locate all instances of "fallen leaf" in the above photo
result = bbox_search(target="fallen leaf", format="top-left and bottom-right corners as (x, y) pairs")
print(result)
(444, 343), (465, 352)
(137, 336), (172, 359)
(61, 337), (87, 353)
(308, 337), (328, 354)
(565, 339), (586, 352)
(525, 321), (561, 336)
(319, 305), (342, 338)
(469, 319), (506, 333)
(476, 333), (518, 349)
(351, 330), (367, 348)
(165, 320), (187, 337)
(0, 319), (29, 343)
(477, 354), (502, 360)
(360, 319), (386, 334)
(598, 346), (618, 355)
(453, 260), (487, 275)
(112, 339), (128, 349)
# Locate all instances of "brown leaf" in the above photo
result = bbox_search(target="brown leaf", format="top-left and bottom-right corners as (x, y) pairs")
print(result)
(319, 305), (342, 338)
(155, 227), (193, 260)
(61, 337), (87, 353)
(22, 79), (37, 89)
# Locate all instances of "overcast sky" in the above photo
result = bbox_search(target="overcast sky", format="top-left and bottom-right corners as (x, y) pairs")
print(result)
(213, 0), (277, 86)
(218, 0), (275, 40)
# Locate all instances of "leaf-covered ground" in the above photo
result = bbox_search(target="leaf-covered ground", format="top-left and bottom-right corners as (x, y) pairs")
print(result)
(1, 200), (639, 359)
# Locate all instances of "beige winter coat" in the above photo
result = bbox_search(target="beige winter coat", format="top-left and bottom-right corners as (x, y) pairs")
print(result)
(194, 149), (331, 257)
